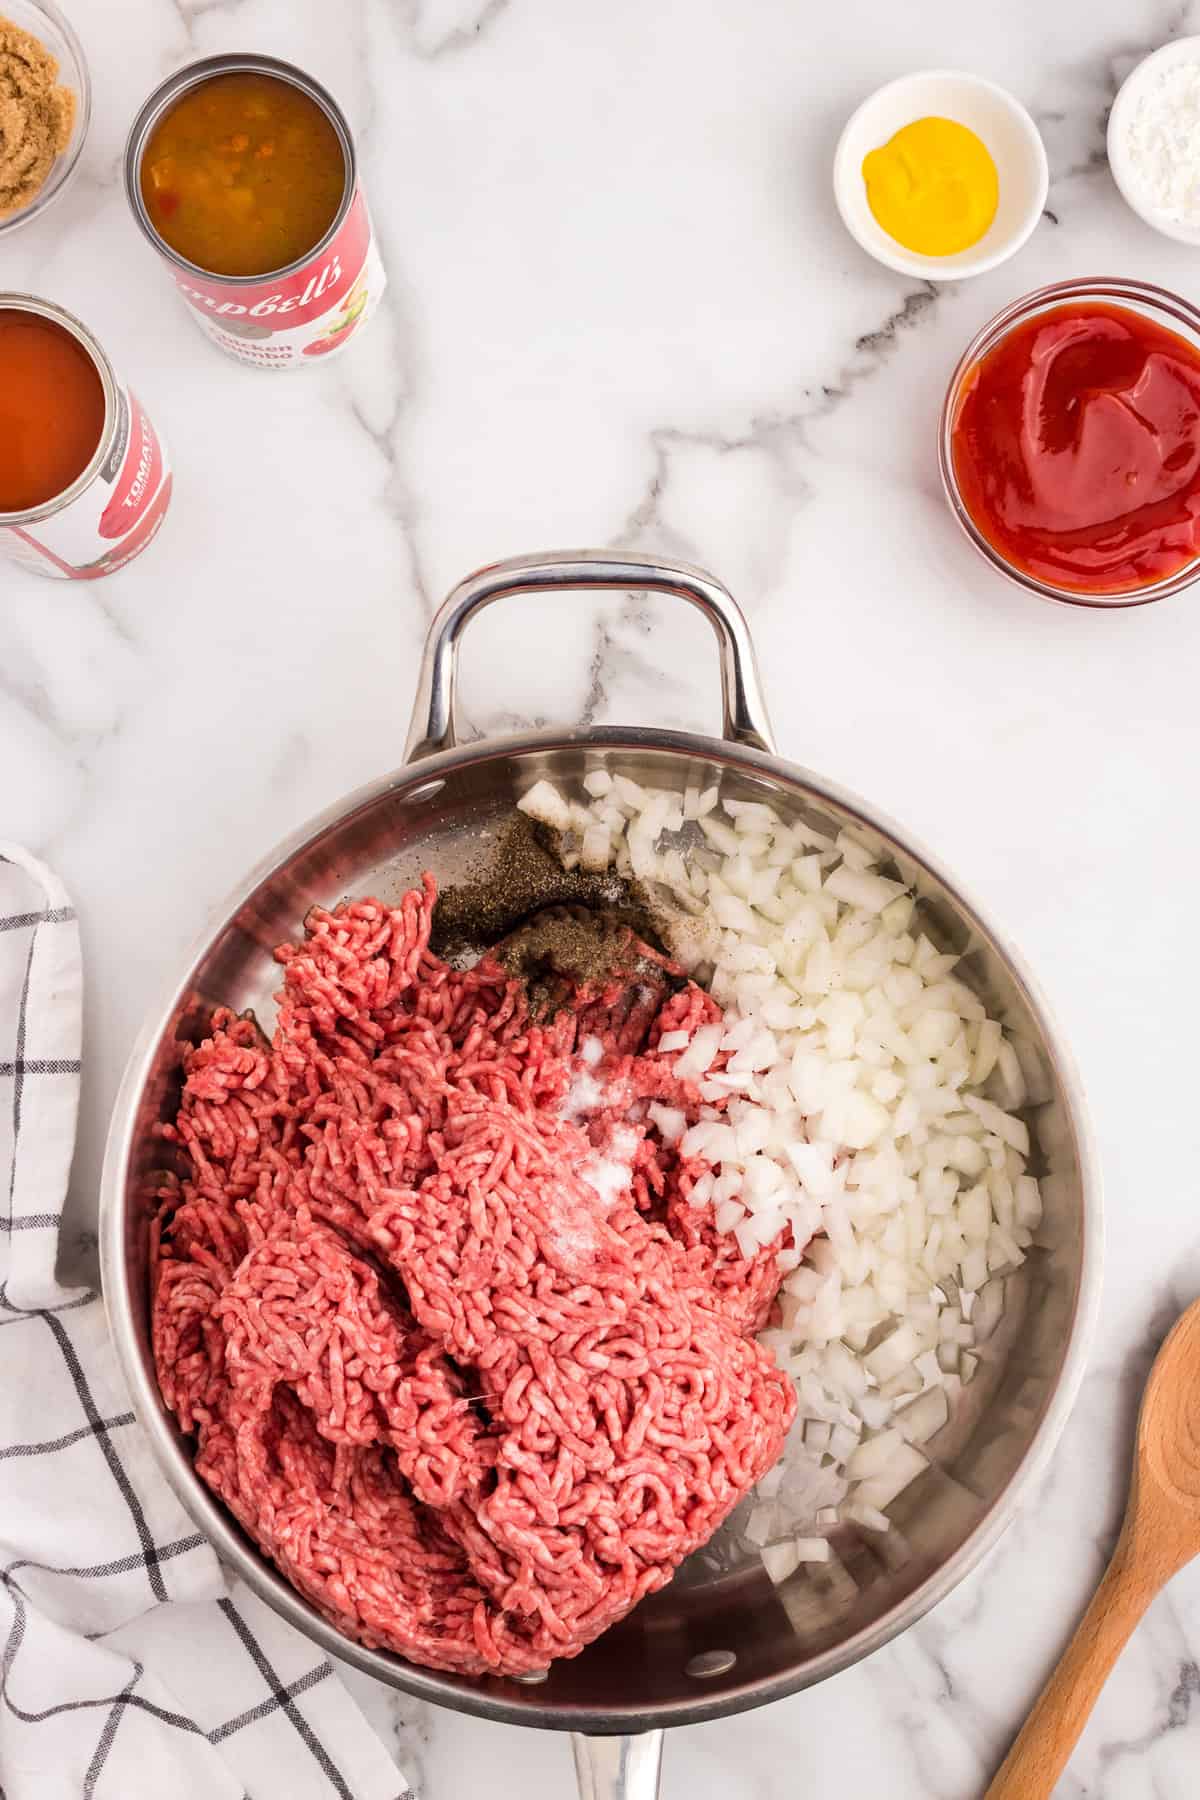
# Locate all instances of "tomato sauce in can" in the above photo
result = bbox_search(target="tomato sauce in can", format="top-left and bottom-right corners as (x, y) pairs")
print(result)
(124, 55), (386, 369)
(0, 296), (172, 582)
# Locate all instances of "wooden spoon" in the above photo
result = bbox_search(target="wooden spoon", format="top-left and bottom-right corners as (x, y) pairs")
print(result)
(986, 1298), (1200, 1799)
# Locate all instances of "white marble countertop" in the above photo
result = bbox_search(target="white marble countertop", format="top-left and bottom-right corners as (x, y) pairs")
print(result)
(6, 0), (1200, 1793)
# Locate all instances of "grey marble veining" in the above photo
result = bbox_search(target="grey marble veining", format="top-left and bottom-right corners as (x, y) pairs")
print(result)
(6, 0), (1200, 1792)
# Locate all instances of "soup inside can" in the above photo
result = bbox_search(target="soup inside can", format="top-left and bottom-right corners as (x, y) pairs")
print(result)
(138, 70), (347, 278)
(0, 307), (105, 514)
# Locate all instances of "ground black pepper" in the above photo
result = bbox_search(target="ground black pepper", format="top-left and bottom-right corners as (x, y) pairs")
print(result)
(431, 812), (676, 1015)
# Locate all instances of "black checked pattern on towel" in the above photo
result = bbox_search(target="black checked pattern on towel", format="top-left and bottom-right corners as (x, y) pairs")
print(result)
(0, 853), (416, 1800)
(2, 861), (79, 1238)
(3, 897), (68, 1235)
(2, 1573), (415, 1800)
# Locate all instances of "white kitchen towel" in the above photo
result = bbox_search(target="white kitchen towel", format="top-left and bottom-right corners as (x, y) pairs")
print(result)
(0, 842), (414, 1800)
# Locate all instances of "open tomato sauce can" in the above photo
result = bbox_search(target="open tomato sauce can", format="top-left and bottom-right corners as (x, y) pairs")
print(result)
(124, 54), (386, 370)
(0, 296), (172, 581)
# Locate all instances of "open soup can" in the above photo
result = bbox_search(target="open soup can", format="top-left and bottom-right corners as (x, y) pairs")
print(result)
(0, 295), (172, 581)
(125, 54), (386, 369)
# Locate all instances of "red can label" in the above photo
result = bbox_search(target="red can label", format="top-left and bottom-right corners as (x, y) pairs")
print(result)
(164, 188), (385, 368)
(0, 381), (172, 582)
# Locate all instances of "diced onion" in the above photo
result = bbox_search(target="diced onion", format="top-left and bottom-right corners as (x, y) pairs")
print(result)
(563, 771), (1035, 1551)
(895, 1385), (949, 1445)
(761, 1541), (801, 1584)
(841, 1502), (890, 1533)
(518, 779), (572, 832)
(853, 1443), (928, 1511)
(795, 1537), (832, 1563)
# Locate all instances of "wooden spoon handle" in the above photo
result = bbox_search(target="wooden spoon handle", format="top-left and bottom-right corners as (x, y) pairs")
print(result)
(985, 1540), (1155, 1800)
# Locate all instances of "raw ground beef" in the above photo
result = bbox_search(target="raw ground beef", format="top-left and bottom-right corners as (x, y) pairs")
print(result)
(151, 877), (797, 1676)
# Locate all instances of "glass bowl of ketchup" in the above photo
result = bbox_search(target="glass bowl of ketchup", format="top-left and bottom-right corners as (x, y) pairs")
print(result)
(940, 278), (1200, 608)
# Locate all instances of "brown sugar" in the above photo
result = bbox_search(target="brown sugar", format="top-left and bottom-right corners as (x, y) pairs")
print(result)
(0, 14), (76, 221)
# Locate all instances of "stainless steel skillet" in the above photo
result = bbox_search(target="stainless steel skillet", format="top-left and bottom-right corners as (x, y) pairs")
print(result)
(101, 553), (1101, 1800)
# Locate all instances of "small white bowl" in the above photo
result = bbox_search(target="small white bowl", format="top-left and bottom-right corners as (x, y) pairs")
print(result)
(833, 70), (1048, 281)
(1108, 37), (1200, 245)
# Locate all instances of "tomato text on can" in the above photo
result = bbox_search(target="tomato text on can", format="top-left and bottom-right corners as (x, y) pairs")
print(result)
(124, 55), (386, 370)
(0, 296), (172, 582)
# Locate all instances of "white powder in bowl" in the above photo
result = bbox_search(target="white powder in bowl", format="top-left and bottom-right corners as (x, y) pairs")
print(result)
(1120, 58), (1200, 224)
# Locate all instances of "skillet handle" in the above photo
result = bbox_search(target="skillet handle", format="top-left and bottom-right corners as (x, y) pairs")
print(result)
(571, 1731), (664, 1800)
(403, 550), (776, 762)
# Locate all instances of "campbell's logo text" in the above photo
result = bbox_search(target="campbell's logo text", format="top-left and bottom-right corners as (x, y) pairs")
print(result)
(178, 254), (345, 319)
(158, 187), (375, 354)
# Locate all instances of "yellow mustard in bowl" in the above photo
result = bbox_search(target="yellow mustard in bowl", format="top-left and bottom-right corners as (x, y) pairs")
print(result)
(862, 116), (998, 256)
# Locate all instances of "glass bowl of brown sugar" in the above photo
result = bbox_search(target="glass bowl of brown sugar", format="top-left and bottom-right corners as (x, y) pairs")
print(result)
(0, 0), (91, 237)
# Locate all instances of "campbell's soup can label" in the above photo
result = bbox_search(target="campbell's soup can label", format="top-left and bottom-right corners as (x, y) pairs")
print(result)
(167, 190), (385, 368)
(0, 298), (172, 582)
(125, 55), (386, 370)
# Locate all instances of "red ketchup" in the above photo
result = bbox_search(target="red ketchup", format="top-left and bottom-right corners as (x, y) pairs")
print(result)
(950, 302), (1200, 595)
